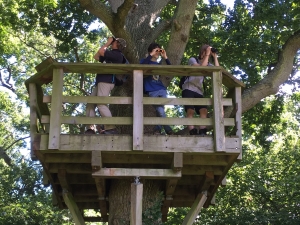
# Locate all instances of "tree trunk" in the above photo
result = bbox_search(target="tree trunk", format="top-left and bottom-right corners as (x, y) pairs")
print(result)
(108, 179), (164, 224)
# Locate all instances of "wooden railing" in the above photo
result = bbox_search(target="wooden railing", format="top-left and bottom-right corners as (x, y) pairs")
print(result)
(26, 63), (244, 153)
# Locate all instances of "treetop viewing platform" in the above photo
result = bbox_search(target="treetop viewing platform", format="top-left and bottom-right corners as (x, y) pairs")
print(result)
(25, 60), (245, 224)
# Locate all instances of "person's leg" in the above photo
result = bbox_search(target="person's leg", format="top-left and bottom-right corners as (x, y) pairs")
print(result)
(182, 89), (197, 134)
(96, 82), (116, 131)
(198, 107), (208, 135)
(149, 90), (163, 134)
(85, 86), (97, 134)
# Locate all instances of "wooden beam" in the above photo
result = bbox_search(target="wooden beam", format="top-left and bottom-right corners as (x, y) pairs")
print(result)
(130, 182), (143, 225)
(94, 178), (108, 220)
(172, 153), (183, 171)
(29, 83), (38, 160)
(198, 171), (214, 192)
(57, 169), (72, 192)
(182, 192), (208, 225)
(212, 71), (225, 152)
(143, 97), (233, 106)
(39, 134), (241, 153)
(234, 87), (242, 161)
(41, 115), (235, 126)
(62, 190), (86, 225)
(162, 178), (179, 221)
(91, 151), (102, 171)
(92, 168), (181, 178)
(133, 70), (144, 150)
(48, 68), (64, 149)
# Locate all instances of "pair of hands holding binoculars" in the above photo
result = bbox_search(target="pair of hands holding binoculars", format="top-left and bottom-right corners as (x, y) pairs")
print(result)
(150, 47), (168, 59)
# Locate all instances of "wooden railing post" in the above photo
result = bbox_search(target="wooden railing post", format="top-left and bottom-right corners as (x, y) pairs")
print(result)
(133, 70), (144, 150)
(234, 86), (242, 160)
(212, 71), (225, 152)
(48, 68), (64, 149)
(29, 83), (38, 159)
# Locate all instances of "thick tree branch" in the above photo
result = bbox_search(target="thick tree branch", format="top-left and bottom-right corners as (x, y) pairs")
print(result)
(78, 0), (114, 29)
(0, 136), (30, 167)
(241, 30), (300, 113)
(147, 20), (172, 44)
(115, 0), (135, 27)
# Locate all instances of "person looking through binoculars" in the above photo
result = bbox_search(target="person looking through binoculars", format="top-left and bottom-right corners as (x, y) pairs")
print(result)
(140, 43), (174, 135)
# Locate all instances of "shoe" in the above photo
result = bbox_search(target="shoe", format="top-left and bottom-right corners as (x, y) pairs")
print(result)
(189, 128), (198, 135)
(166, 130), (174, 135)
(153, 130), (161, 135)
(199, 128), (207, 136)
(85, 129), (96, 134)
(103, 128), (118, 134)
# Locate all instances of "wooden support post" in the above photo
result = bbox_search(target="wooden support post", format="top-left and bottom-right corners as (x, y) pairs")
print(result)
(48, 68), (64, 149)
(131, 181), (143, 225)
(91, 151), (102, 171)
(29, 83), (38, 160)
(234, 87), (242, 161)
(133, 70), (144, 150)
(58, 169), (85, 224)
(172, 152), (183, 171)
(94, 178), (108, 221)
(212, 71), (225, 152)
(63, 190), (86, 225)
(182, 192), (208, 225)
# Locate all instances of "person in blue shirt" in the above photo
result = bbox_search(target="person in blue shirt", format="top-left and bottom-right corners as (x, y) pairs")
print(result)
(140, 43), (174, 135)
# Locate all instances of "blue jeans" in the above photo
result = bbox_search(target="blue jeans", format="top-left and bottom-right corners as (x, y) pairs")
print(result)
(148, 89), (172, 133)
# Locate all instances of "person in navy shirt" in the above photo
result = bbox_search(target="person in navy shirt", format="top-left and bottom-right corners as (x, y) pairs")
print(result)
(140, 43), (174, 135)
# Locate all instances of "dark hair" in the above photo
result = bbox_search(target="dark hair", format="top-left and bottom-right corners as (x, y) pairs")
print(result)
(147, 43), (161, 53)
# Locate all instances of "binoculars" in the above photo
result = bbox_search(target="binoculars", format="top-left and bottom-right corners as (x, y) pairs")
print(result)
(156, 49), (164, 52)
(211, 47), (218, 53)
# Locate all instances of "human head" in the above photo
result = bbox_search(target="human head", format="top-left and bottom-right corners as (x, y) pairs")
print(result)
(198, 44), (210, 59)
(147, 42), (161, 53)
(113, 37), (126, 51)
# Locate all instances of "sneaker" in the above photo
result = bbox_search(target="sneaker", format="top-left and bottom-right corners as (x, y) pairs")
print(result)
(189, 128), (198, 135)
(153, 130), (161, 135)
(199, 128), (207, 136)
(166, 130), (174, 135)
(85, 129), (96, 134)
(103, 128), (118, 134)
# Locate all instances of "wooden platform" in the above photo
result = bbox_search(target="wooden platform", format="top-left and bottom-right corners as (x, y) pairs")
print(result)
(26, 61), (244, 224)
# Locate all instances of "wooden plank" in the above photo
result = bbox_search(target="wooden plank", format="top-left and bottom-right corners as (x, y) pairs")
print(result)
(133, 70), (144, 150)
(92, 168), (181, 178)
(29, 83), (38, 159)
(143, 97), (233, 106)
(212, 71), (225, 152)
(44, 95), (133, 104)
(42, 115), (133, 125)
(131, 183), (143, 225)
(235, 87), (242, 161)
(39, 135), (241, 153)
(182, 192), (208, 225)
(41, 115), (235, 126)
(173, 153), (183, 171)
(48, 68), (64, 149)
(26, 64), (244, 91)
(144, 117), (234, 126)
(62, 190), (86, 225)
(43, 152), (229, 166)
(94, 178), (108, 219)
(57, 169), (72, 191)
(91, 151), (102, 170)
(44, 95), (233, 106)
(198, 171), (214, 192)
